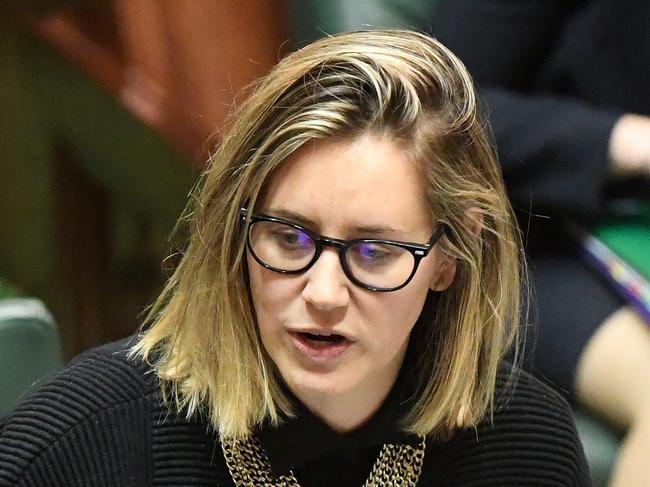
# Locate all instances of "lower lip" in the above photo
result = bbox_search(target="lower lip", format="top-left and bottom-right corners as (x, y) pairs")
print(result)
(290, 332), (353, 362)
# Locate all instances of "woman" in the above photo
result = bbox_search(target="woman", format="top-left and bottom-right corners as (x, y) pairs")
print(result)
(0, 30), (590, 486)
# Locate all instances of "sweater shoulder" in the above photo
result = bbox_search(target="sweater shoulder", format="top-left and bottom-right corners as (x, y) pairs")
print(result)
(0, 335), (158, 486)
(7, 334), (158, 418)
(493, 361), (574, 419)
(433, 363), (591, 486)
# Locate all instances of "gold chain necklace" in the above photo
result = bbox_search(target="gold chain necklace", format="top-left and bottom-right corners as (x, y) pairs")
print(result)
(221, 434), (426, 486)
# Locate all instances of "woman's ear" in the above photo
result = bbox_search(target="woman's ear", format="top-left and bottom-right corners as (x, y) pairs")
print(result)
(465, 206), (484, 239)
(429, 207), (483, 291)
(430, 255), (457, 291)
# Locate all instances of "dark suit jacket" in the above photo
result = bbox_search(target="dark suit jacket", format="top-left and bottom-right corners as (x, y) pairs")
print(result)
(433, 0), (650, 220)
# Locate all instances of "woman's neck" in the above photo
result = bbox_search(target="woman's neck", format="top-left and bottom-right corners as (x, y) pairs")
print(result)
(292, 347), (406, 433)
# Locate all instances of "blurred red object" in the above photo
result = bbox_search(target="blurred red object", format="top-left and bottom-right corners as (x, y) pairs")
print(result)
(33, 0), (289, 165)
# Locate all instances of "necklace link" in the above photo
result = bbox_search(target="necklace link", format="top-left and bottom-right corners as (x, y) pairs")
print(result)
(222, 434), (426, 486)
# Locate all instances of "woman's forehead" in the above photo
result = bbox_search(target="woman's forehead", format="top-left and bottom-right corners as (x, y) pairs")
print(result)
(257, 135), (433, 238)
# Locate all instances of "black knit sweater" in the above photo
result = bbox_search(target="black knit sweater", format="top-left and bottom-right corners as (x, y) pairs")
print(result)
(0, 338), (591, 486)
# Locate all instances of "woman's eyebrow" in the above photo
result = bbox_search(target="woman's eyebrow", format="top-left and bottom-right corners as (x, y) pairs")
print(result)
(352, 224), (403, 236)
(263, 208), (317, 228)
(263, 208), (404, 236)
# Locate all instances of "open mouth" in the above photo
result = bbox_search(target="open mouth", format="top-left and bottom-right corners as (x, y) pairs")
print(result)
(290, 330), (353, 360)
(298, 332), (346, 345)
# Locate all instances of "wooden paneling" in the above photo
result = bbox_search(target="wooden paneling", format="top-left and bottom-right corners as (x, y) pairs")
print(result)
(6, 1), (290, 356)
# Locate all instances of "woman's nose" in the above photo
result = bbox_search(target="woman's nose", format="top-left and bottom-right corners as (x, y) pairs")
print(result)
(301, 248), (350, 310)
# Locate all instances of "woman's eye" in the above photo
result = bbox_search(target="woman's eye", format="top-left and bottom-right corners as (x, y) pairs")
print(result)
(273, 228), (310, 249)
(355, 243), (393, 263)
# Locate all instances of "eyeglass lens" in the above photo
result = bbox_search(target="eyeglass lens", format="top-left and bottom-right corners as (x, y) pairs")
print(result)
(249, 220), (417, 289)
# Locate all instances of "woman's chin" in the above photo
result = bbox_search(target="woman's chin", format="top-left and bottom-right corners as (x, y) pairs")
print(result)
(283, 366), (358, 399)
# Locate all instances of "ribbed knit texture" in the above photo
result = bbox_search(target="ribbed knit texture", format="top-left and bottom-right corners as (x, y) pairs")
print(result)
(432, 370), (591, 486)
(0, 338), (591, 486)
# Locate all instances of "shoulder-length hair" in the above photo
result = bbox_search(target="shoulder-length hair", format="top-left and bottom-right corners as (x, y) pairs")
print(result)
(131, 30), (525, 440)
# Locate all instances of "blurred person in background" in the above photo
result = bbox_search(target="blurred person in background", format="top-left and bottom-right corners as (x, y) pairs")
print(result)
(433, 1), (650, 485)
(0, 30), (590, 486)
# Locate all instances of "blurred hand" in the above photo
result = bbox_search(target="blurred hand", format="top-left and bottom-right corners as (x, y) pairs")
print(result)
(609, 114), (650, 179)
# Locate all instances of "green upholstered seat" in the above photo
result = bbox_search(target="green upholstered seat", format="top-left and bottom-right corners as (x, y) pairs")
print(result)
(0, 297), (63, 418)
(574, 410), (621, 486)
(595, 202), (650, 281)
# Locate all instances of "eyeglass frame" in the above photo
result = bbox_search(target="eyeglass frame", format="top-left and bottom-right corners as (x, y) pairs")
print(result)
(240, 208), (446, 292)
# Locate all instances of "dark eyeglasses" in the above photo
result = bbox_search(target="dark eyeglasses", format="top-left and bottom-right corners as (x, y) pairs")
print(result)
(241, 208), (445, 292)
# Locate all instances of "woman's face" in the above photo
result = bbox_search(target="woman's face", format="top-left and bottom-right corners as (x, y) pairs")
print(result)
(247, 134), (455, 406)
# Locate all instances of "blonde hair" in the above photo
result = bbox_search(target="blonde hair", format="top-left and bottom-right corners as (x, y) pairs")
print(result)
(131, 30), (525, 439)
